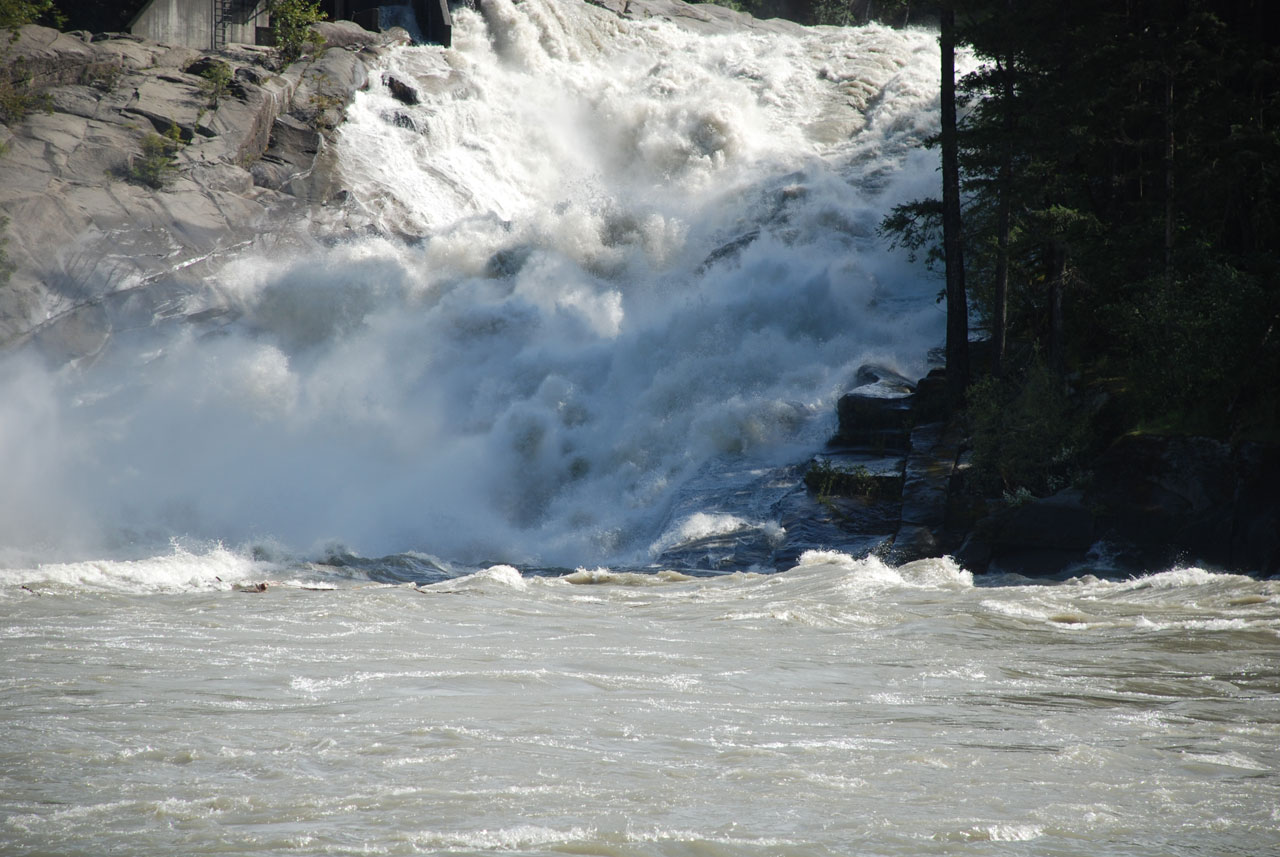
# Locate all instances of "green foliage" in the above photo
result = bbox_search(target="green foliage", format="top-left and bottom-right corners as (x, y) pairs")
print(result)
(80, 62), (123, 92)
(198, 62), (234, 109)
(128, 122), (184, 189)
(966, 358), (1092, 497)
(305, 71), (346, 130)
(0, 215), (15, 286)
(879, 198), (942, 269)
(804, 458), (900, 500)
(0, 0), (60, 32)
(0, 77), (47, 122)
(877, 0), (1280, 456)
(1119, 261), (1279, 437)
(270, 0), (327, 66)
(0, 56), (52, 123)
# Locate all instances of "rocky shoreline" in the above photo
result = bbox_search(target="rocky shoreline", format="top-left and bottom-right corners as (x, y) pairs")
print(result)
(812, 363), (1280, 577)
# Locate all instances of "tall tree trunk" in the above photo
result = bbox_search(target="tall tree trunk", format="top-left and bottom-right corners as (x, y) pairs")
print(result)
(1163, 66), (1175, 287)
(992, 53), (1013, 378)
(1048, 239), (1066, 380)
(940, 4), (969, 400)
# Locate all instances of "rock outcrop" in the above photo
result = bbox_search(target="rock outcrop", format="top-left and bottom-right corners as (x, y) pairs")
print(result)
(588, 0), (807, 35)
(814, 365), (1279, 577)
(0, 22), (404, 362)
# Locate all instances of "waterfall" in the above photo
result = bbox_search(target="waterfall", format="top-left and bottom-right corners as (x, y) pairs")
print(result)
(0, 0), (944, 568)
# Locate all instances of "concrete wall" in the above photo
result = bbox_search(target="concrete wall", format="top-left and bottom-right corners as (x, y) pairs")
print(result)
(131, 0), (270, 50)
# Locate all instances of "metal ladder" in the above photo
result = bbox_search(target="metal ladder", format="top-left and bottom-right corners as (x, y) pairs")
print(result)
(213, 0), (253, 51)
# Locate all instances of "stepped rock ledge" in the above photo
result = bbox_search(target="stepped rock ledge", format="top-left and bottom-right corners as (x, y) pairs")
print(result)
(0, 20), (414, 361)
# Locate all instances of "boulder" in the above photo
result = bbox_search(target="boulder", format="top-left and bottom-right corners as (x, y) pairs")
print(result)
(311, 20), (384, 50)
(250, 114), (322, 192)
(289, 48), (368, 129)
(603, 0), (807, 36)
(833, 386), (913, 451)
(893, 421), (967, 562)
(1087, 435), (1280, 574)
(1086, 435), (1236, 568)
(891, 524), (938, 563)
(1231, 442), (1280, 575)
(853, 363), (916, 393)
(805, 452), (905, 499)
(383, 73), (419, 106)
(911, 367), (950, 423)
(898, 422), (958, 532)
(990, 487), (1095, 552)
(2, 26), (98, 89)
(697, 230), (759, 272)
(951, 532), (992, 572)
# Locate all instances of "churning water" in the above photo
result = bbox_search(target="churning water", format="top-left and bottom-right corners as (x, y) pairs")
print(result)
(1, 2), (1277, 855)
(3, 554), (1279, 856)
(0, 0), (945, 568)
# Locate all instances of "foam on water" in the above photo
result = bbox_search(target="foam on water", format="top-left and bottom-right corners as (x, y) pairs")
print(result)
(0, 543), (273, 595)
(792, 548), (974, 590)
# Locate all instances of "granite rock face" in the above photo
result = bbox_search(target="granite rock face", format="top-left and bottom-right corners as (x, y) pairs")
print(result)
(1086, 435), (1280, 575)
(0, 2), (785, 363)
(588, 0), (806, 35)
(0, 24), (403, 361)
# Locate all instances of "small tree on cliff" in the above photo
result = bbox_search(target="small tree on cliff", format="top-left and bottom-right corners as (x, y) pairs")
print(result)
(0, 0), (60, 33)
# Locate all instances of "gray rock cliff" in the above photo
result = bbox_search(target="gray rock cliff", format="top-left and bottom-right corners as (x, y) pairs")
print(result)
(0, 22), (403, 362)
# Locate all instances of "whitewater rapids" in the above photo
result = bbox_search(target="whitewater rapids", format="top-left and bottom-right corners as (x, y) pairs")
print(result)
(2, 4), (1277, 856)
(2, 550), (1278, 856)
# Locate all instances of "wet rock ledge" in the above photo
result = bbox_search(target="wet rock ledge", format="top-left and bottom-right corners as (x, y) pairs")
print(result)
(0, 21), (404, 362)
(810, 365), (1280, 577)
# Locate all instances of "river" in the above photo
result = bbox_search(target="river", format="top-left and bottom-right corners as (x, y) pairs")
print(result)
(1, 2), (1277, 854)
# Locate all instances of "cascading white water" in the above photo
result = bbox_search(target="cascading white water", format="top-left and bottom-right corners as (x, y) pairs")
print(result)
(0, 0), (946, 568)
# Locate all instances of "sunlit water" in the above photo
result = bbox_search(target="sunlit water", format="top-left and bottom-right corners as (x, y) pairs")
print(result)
(2, 2), (1278, 854)
(3, 555), (1278, 855)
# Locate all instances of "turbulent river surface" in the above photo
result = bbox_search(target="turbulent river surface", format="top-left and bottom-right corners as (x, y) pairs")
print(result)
(3, 556), (1279, 856)
(1, 2), (1278, 855)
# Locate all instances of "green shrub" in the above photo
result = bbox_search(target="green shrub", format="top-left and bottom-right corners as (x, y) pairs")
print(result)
(81, 61), (123, 92)
(0, 63), (51, 122)
(966, 357), (1091, 497)
(1120, 262), (1278, 438)
(270, 0), (326, 66)
(128, 122), (184, 189)
(198, 62), (233, 108)
(0, 215), (15, 285)
(804, 458), (901, 501)
(0, 0), (60, 33)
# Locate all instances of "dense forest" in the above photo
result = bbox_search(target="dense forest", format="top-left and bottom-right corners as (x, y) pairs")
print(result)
(715, 0), (1280, 495)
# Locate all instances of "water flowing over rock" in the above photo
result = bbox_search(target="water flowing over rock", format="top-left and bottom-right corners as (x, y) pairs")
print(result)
(0, 0), (947, 567)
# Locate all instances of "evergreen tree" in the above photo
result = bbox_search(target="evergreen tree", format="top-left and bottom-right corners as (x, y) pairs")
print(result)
(938, 2), (969, 399)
